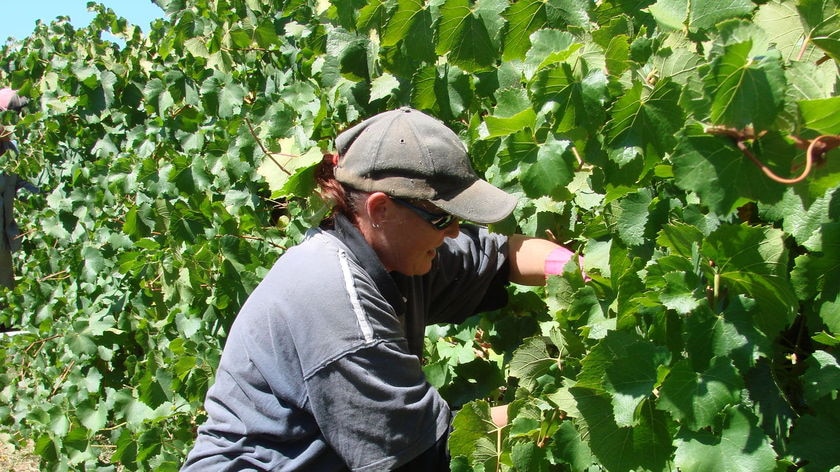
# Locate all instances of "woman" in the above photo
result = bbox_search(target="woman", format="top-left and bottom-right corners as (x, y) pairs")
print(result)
(182, 108), (579, 471)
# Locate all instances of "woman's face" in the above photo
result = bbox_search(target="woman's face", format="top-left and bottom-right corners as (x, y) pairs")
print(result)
(365, 194), (460, 276)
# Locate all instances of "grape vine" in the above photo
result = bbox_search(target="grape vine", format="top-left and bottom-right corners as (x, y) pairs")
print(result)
(0, 0), (838, 470)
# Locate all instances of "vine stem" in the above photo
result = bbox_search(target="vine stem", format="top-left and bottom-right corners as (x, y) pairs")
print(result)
(100, 422), (128, 432)
(496, 425), (503, 472)
(796, 36), (809, 62)
(707, 127), (840, 184)
(38, 269), (71, 282)
(24, 334), (63, 356)
(244, 118), (293, 176)
(215, 233), (286, 250)
(713, 272), (720, 308)
(48, 360), (75, 399)
(738, 135), (840, 184)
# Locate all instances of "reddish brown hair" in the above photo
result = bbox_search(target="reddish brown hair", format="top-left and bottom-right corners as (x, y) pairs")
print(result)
(315, 152), (366, 225)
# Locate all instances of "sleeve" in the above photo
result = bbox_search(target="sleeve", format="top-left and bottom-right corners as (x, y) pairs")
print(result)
(424, 225), (511, 325)
(393, 431), (450, 472)
(306, 341), (452, 472)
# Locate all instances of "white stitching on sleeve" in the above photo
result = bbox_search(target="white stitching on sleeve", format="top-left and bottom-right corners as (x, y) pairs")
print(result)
(337, 248), (374, 343)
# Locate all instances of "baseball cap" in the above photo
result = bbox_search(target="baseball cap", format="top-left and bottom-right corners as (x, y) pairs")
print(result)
(334, 107), (517, 224)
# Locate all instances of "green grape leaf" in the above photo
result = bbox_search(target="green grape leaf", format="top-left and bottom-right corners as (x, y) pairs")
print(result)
(659, 271), (705, 314)
(449, 401), (500, 470)
(605, 34), (631, 77)
(410, 65), (442, 113)
(652, 35), (705, 86)
(502, 0), (548, 60)
(604, 340), (664, 427)
(615, 188), (653, 247)
(801, 350), (840, 404)
(508, 404), (541, 439)
(674, 406), (778, 472)
(369, 73), (400, 102)
(436, 0), (498, 72)
(781, 61), (837, 131)
(254, 20), (280, 48)
(529, 62), (585, 132)
(799, 96), (840, 134)
(112, 429), (137, 466)
(704, 42), (786, 131)
(576, 331), (627, 392)
(485, 107), (537, 138)
(381, 0), (423, 46)
(578, 330), (658, 393)
(184, 37), (210, 58)
(819, 296), (840, 338)
(672, 134), (787, 215)
(686, 296), (771, 372)
(787, 397), (840, 472)
(657, 358), (743, 430)
(112, 390), (156, 427)
(547, 421), (594, 470)
(704, 224), (797, 333)
(77, 399), (108, 433)
(764, 187), (840, 252)
(798, 0), (840, 61)
(509, 337), (559, 391)
(545, 0), (592, 29)
(511, 442), (550, 472)
(791, 223), (840, 332)
(648, 0), (754, 31)
(657, 222), (704, 258)
(357, 0), (387, 31)
(519, 135), (576, 199)
(704, 224), (788, 277)
(603, 79), (684, 166)
(573, 390), (674, 472)
(754, 0), (825, 62)
(524, 29), (581, 76)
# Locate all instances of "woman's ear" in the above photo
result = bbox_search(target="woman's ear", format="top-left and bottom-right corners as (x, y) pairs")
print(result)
(363, 192), (391, 228)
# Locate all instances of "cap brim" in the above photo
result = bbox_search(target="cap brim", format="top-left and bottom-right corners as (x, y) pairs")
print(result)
(431, 179), (518, 224)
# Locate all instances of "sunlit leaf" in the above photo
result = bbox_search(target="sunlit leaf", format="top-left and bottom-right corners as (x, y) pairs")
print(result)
(674, 406), (778, 472)
(648, 0), (754, 31)
(436, 0), (498, 72)
(799, 96), (840, 134)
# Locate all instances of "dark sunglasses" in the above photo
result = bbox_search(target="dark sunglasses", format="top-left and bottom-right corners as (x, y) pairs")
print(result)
(391, 198), (457, 230)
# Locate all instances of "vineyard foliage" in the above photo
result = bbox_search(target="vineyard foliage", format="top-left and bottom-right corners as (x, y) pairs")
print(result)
(0, 0), (839, 470)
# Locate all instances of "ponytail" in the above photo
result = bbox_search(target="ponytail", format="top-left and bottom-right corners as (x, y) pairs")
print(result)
(315, 152), (364, 225)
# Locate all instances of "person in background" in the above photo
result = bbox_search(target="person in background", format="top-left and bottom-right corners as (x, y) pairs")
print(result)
(1, 87), (33, 290)
(181, 107), (581, 471)
(0, 88), (28, 112)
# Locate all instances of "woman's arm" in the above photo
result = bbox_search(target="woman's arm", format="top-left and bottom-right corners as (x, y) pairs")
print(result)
(491, 236), (583, 431)
(506, 234), (581, 286)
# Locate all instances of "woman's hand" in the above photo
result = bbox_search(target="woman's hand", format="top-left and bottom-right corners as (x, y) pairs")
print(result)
(490, 404), (508, 428)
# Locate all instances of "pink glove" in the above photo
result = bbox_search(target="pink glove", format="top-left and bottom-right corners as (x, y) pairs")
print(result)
(544, 247), (588, 280)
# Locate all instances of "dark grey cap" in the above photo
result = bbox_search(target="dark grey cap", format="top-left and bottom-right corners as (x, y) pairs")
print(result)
(334, 108), (517, 224)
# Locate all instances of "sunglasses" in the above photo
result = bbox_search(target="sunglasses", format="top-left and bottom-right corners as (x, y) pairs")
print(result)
(391, 198), (457, 230)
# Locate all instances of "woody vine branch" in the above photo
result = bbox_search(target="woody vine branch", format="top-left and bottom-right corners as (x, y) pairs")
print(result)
(706, 125), (840, 184)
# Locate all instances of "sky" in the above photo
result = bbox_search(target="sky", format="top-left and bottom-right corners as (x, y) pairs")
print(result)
(1, 1), (165, 42)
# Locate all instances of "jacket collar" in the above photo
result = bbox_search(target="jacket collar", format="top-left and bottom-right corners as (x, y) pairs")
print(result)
(325, 214), (407, 315)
